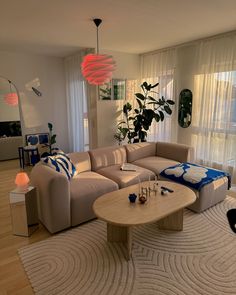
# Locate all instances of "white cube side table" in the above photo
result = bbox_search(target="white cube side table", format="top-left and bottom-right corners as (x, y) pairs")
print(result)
(9, 186), (39, 237)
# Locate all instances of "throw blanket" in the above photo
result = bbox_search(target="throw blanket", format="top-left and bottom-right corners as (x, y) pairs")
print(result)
(160, 162), (231, 191)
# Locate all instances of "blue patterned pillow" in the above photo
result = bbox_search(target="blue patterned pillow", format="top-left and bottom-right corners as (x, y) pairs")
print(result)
(41, 151), (76, 179)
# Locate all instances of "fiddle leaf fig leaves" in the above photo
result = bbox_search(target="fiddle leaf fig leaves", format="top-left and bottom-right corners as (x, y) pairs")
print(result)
(150, 82), (159, 88)
(164, 105), (172, 115)
(167, 99), (175, 105)
(159, 111), (164, 121)
(135, 93), (145, 100)
(115, 81), (175, 144)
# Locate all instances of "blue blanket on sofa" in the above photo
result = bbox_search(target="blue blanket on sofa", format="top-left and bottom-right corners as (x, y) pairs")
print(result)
(160, 162), (231, 191)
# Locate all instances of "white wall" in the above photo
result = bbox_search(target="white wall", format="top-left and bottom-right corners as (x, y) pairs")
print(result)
(0, 101), (20, 122)
(97, 50), (140, 147)
(0, 50), (69, 152)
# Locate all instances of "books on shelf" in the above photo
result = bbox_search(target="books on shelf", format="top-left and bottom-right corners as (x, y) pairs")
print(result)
(120, 163), (137, 171)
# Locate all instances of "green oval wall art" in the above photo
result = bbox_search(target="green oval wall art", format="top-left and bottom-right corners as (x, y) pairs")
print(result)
(178, 89), (192, 128)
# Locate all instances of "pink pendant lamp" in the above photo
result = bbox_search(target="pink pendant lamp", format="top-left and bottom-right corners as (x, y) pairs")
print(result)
(4, 80), (18, 106)
(81, 18), (116, 85)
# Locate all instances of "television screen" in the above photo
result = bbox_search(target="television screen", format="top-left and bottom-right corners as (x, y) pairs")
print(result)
(0, 121), (22, 137)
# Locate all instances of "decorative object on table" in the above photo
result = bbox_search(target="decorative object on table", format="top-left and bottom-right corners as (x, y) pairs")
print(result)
(149, 181), (158, 196)
(226, 208), (236, 233)
(139, 187), (148, 204)
(161, 189), (169, 196)
(128, 193), (137, 203)
(115, 81), (175, 143)
(9, 186), (38, 237)
(138, 195), (147, 204)
(178, 89), (192, 128)
(81, 18), (116, 85)
(15, 172), (30, 192)
(161, 185), (174, 193)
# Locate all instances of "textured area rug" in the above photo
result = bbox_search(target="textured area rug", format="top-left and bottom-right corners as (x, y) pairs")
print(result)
(19, 196), (236, 295)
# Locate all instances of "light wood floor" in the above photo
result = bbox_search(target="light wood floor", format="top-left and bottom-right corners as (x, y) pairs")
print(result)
(0, 160), (50, 295)
(0, 160), (235, 294)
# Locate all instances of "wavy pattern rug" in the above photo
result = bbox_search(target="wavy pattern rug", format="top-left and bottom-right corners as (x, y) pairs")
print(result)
(19, 196), (236, 295)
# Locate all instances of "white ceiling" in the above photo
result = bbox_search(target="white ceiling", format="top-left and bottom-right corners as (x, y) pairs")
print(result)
(0, 0), (236, 57)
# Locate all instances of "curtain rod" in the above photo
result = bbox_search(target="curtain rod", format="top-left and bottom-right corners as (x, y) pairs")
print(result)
(141, 29), (236, 56)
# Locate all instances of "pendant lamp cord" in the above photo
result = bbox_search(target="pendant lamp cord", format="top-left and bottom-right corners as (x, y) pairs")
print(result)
(93, 18), (102, 54)
(96, 26), (99, 54)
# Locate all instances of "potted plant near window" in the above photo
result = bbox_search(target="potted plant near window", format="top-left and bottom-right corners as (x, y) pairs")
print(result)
(41, 122), (57, 157)
(115, 81), (175, 144)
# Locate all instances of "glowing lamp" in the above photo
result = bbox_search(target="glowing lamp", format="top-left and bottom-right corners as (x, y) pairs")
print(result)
(4, 92), (18, 106)
(81, 54), (116, 85)
(15, 172), (30, 192)
(81, 18), (116, 85)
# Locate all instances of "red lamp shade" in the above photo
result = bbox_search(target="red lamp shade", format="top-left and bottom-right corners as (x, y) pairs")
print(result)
(15, 172), (30, 191)
(4, 92), (18, 106)
(81, 54), (116, 85)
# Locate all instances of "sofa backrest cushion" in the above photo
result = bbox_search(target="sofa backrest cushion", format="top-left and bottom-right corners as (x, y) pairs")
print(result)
(68, 152), (91, 173)
(156, 141), (194, 163)
(89, 146), (127, 171)
(125, 142), (156, 163)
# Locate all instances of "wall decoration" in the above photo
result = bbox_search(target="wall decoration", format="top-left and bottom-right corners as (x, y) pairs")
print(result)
(25, 133), (49, 146)
(99, 79), (126, 100)
(178, 89), (192, 128)
(113, 79), (126, 100)
(99, 81), (112, 100)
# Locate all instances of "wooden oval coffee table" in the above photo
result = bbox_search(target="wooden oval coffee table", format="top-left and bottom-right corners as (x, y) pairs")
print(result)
(93, 180), (196, 260)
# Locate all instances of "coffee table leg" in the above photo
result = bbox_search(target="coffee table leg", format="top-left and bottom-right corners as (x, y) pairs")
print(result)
(107, 223), (132, 260)
(158, 208), (183, 231)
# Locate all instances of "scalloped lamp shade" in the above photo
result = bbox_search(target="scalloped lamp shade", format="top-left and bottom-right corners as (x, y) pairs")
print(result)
(81, 54), (116, 85)
(15, 172), (30, 192)
(4, 92), (18, 106)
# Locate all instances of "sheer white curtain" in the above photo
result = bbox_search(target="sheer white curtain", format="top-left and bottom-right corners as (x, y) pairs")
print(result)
(192, 33), (236, 184)
(64, 51), (89, 152)
(140, 48), (177, 142)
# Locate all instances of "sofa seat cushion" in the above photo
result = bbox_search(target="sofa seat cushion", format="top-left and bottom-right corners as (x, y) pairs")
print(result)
(70, 171), (119, 226)
(97, 164), (155, 188)
(133, 156), (179, 176)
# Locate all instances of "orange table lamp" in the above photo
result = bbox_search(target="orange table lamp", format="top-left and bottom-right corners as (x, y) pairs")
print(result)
(15, 172), (30, 192)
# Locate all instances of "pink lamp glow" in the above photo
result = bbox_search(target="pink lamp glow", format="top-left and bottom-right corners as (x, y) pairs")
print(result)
(81, 54), (116, 85)
(15, 172), (30, 192)
(4, 92), (18, 106)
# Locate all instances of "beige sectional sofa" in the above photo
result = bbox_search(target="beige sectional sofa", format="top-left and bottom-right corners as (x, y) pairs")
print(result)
(31, 141), (194, 233)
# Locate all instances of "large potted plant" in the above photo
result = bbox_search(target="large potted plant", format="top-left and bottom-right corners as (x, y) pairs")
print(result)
(115, 81), (175, 143)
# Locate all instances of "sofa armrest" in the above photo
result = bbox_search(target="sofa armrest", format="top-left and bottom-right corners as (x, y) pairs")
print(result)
(31, 163), (71, 233)
(156, 141), (195, 163)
